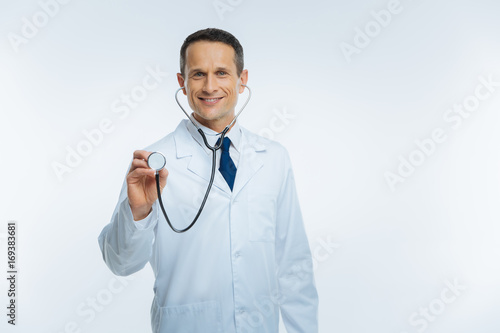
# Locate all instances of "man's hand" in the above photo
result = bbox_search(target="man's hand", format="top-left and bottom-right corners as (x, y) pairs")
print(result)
(127, 150), (168, 221)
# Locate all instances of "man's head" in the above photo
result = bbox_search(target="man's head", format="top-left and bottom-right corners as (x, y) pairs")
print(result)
(177, 28), (248, 132)
(179, 28), (244, 78)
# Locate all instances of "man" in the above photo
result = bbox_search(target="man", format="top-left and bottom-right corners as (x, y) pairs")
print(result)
(98, 28), (318, 333)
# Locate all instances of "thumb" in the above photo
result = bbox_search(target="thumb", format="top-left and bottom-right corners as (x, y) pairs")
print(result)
(158, 168), (169, 190)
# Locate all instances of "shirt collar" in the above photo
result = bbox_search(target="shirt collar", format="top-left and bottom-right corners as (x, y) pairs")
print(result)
(185, 113), (241, 154)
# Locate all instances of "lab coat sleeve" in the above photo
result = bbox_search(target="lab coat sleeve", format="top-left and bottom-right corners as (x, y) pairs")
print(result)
(97, 163), (159, 276)
(275, 151), (319, 333)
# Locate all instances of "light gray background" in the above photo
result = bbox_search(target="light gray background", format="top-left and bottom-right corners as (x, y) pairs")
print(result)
(1, 0), (499, 332)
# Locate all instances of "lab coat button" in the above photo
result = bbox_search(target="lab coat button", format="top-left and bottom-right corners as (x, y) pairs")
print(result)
(234, 251), (241, 258)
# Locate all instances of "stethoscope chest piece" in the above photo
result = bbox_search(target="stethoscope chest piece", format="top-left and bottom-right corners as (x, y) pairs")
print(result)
(148, 152), (166, 172)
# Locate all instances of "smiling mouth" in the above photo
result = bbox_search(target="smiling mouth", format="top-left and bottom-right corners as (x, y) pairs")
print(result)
(198, 97), (223, 102)
(198, 97), (223, 104)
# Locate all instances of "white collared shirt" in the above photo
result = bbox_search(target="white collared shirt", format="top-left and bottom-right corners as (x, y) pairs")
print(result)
(186, 113), (241, 169)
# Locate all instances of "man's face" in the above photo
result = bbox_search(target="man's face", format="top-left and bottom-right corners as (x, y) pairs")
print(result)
(177, 41), (248, 129)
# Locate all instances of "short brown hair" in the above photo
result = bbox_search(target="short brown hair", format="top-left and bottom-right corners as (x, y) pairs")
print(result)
(179, 28), (244, 77)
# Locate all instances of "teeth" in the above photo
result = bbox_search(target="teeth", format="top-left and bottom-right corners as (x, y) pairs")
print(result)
(203, 98), (220, 102)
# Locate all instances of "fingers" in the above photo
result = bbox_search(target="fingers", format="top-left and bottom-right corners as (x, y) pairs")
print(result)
(133, 150), (151, 161)
(127, 166), (156, 182)
(131, 158), (149, 170)
(129, 150), (153, 173)
(158, 167), (168, 178)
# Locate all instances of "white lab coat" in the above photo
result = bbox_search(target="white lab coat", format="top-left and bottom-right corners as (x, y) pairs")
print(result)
(98, 119), (318, 333)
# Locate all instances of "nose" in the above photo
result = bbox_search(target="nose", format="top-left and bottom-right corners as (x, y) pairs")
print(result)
(202, 73), (218, 94)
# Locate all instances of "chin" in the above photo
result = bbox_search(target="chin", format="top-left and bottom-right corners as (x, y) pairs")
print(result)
(194, 111), (219, 122)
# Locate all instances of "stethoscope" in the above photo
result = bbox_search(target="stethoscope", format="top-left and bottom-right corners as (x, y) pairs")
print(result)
(147, 84), (251, 233)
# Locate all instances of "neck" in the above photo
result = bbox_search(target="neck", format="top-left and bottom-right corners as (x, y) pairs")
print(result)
(192, 113), (236, 133)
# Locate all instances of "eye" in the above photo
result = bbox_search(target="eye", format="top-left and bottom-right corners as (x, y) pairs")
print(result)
(217, 71), (227, 76)
(193, 72), (204, 77)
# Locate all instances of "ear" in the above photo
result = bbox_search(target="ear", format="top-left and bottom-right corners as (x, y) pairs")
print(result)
(177, 73), (187, 95)
(239, 69), (248, 94)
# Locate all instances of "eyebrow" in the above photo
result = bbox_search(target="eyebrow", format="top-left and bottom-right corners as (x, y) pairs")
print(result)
(189, 68), (204, 74)
(189, 67), (231, 74)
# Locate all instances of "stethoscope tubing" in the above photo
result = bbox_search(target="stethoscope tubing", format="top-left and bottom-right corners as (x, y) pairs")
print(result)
(155, 148), (217, 233)
(156, 84), (251, 233)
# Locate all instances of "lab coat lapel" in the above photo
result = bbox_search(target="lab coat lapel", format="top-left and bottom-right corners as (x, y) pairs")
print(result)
(174, 121), (231, 194)
(232, 128), (266, 198)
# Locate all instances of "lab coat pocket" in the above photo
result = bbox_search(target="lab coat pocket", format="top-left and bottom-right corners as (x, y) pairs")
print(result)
(248, 194), (277, 242)
(157, 300), (222, 333)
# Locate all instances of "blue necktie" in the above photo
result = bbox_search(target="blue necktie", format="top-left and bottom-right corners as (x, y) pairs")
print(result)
(217, 137), (237, 191)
